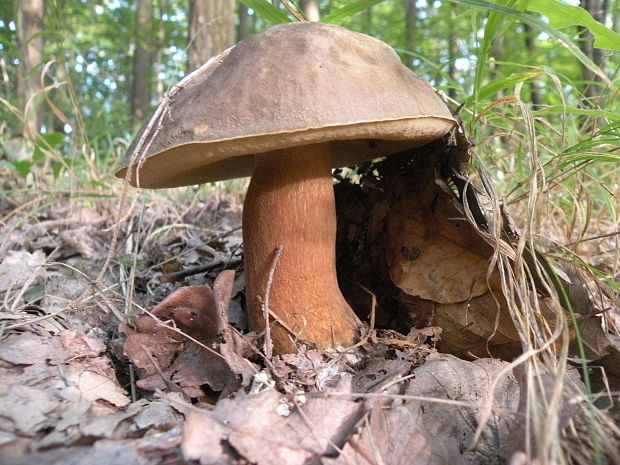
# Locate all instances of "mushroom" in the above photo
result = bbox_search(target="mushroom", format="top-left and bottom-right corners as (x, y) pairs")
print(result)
(117, 22), (456, 354)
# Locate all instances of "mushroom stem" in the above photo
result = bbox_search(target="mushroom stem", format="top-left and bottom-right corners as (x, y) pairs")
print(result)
(243, 143), (360, 354)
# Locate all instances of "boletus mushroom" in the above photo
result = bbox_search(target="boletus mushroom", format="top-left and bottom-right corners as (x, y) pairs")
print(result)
(117, 22), (456, 354)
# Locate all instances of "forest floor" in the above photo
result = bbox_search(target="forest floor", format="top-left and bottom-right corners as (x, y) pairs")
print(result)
(1, 154), (619, 465)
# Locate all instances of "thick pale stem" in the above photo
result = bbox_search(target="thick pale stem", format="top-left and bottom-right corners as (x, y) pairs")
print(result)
(243, 143), (360, 354)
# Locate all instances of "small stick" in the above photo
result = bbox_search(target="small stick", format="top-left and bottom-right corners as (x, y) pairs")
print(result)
(278, 0), (306, 21)
(348, 284), (377, 350)
(260, 245), (283, 360)
(158, 256), (242, 282)
(253, 303), (303, 346)
(141, 344), (186, 396)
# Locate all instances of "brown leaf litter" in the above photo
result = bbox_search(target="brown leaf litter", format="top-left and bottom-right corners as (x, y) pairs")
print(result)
(2, 130), (619, 464)
(120, 270), (257, 399)
(335, 134), (619, 365)
(0, 195), (245, 463)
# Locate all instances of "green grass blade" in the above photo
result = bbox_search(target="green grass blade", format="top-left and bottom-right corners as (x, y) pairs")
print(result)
(237, 0), (293, 24)
(473, 0), (526, 103)
(527, 0), (620, 51)
(444, 0), (614, 88)
(478, 69), (544, 100)
(322, 0), (388, 24)
(560, 151), (620, 164)
(534, 106), (620, 121)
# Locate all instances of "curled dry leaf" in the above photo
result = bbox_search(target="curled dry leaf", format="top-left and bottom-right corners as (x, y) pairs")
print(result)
(121, 270), (257, 399)
(433, 290), (522, 359)
(386, 183), (496, 304)
(335, 144), (516, 350)
(338, 145), (615, 362)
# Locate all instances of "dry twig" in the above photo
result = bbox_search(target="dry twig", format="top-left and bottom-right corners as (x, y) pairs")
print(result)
(260, 245), (283, 359)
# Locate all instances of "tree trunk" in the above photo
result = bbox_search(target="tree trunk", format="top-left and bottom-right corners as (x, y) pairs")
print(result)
(405, 0), (416, 55)
(130, 0), (153, 123)
(578, 0), (608, 106)
(300, 0), (319, 21)
(187, 0), (235, 72)
(237, 3), (250, 42)
(364, 6), (372, 33)
(18, 0), (44, 138)
(489, 34), (503, 98)
(447, 9), (458, 101)
(523, 23), (542, 108)
(153, 1), (165, 97)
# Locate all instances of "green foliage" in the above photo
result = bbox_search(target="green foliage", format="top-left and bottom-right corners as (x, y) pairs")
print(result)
(0, 131), (67, 178)
(322, 0), (388, 24)
(527, 0), (620, 51)
(1, 0), (617, 208)
(237, 0), (292, 23)
(477, 69), (543, 101)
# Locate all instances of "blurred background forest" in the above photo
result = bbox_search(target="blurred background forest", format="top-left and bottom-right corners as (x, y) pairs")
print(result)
(0, 0), (619, 271)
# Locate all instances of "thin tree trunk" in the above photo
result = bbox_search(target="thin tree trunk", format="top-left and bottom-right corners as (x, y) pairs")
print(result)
(447, 9), (458, 101)
(405, 0), (416, 52)
(364, 6), (372, 32)
(489, 34), (503, 96)
(187, 0), (235, 72)
(523, 23), (542, 108)
(300, 0), (319, 21)
(237, 3), (250, 42)
(130, 0), (153, 123)
(578, 0), (608, 107)
(18, 0), (44, 138)
(154, 0), (165, 97)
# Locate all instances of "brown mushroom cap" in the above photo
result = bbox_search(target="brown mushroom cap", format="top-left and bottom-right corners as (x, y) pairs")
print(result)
(116, 22), (456, 188)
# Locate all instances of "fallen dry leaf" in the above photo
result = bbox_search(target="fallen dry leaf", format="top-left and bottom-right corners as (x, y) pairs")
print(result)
(65, 369), (130, 408)
(386, 185), (495, 304)
(328, 353), (519, 465)
(121, 270), (257, 400)
(433, 290), (522, 358)
(2, 426), (184, 465)
(58, 226), (99, 259)
(0, 329), (131, 453)
(324, 404), (433, 465)
(181, 386), (363, 465)
(0, 250), (46, 294)
(0, 384), (59, 436)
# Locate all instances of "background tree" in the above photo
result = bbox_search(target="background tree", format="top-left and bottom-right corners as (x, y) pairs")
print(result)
(300, 0), (320, 21)
(404, 0), (416, 66)
(578, 0), (609, 106)
(237, 3), (250, 41)
(130, 0), (154, 124)
(17, 0), (43, 138)
(523, 22), (542, 108)
(187, 0), (235, 72)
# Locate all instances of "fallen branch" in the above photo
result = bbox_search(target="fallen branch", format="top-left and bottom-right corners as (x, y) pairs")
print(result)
(159, 256), (242, 283)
